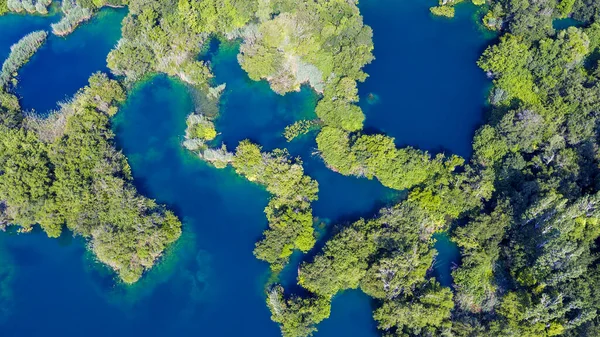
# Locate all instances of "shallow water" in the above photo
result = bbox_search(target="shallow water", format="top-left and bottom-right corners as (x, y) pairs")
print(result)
(0, 1), (493, 335)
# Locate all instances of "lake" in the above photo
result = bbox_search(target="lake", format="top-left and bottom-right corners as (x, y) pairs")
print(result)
(0, 1), (491, 336)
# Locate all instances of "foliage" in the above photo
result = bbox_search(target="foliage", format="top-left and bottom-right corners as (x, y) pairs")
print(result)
(373, 281), (455, 336)
(186, 113), (216, 141)
(107, 0), (214, 84)
(0, 73), (181, 283)
(238, 0), (373, 95)
(51, 0), (93, 36)
(267, 285), (330, 337)
(283, 120), (320, 142)
(314, 99), (364, 132)
(316, 127), (465, 193)
(452, 201), (512, 313)
(270, 2), (600, 337)
(300, 200), (439, 300)
(445, 5), (600, 336)
(0, 31), (48, 89)
(89, 0), (600, 334)
(430, 5), (455, 18)
(232, 141), (318, 270)
(6, 0), (51, 14)
(0, 0), (8, 15)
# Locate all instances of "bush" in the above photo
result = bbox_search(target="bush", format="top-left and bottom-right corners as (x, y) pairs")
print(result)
(0, 31), (48, 89)
(283, 120), (320, 142)
(6, 0), (51, 14)
(315, 99), (364, 132)
(0, 0), (8, 15)
(51, 0), (93, 36)
(186, 114), (217, 141)
(430, 5), (455, 18)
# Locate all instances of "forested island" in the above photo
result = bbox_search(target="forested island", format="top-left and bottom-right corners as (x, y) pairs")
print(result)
(1, 0), (600, 336)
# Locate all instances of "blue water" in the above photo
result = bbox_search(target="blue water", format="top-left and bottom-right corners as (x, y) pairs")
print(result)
(432, 233), (462, 287)
(16, 8), (126, 113)
(359, 0), (493, 157)
(553, 17), (584, 30)
(0, 1), (493, 335)
(211, 41), (399, 224)
(0, 13), (57, 62)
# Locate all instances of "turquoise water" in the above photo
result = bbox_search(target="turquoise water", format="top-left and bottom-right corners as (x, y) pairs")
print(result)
(359, 0), (493, 157)
(0, 1), (493, 335)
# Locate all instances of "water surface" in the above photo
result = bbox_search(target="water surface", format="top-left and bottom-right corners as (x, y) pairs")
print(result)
(0, 1), (494, 335)
(16, 8), (126, 113)
(359, 0), (493, 157)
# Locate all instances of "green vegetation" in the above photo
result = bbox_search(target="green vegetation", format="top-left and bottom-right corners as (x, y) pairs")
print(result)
(430, 5), (455, 18)
(0, 31), (47, 88)
(6, 0), (52, 14)
(268, 285), (330, 337)
(430, 0), (487, 18)
(187, 114), (216, 141)
(283, 120), (320, 142)
(0, 0), (8, 15)
(0, 73), (182, 283)
(232, 141), (318, 270)
(239, 0), (600, 336)
(237, 0), (373, 96)
(51, 0), (93, 36)
(106, 0), (215, 84)
(26, 0), (592, 333)
(316, 126), (467, 193)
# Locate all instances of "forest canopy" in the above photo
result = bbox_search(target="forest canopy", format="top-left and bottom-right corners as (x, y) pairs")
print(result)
(0, 73), (181, 284)
(2, 0), (600, 336)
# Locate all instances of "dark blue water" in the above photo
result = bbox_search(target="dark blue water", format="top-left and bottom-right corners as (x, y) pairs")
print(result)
(211, 41), (399, 224)
(553, 17), (584, 30)
(16, 8), (126, 113)
(0, 13), (57, 62)
(0, 1), (493, 335)
(359, 0), (493, 158)
(432, 233), (462, 287)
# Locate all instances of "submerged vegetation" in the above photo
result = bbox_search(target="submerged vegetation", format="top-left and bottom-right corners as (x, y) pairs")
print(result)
(283, 120), (320, 142)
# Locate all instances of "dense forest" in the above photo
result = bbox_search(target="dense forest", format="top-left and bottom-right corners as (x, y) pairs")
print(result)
(0, 67), (182, 282)
(2, 0), (600, 336)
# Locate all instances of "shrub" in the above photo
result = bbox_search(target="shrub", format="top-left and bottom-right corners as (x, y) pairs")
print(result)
(430, 5), (455, 18)
(0, 31), (48, 89)
(51, 0), (93, 36)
